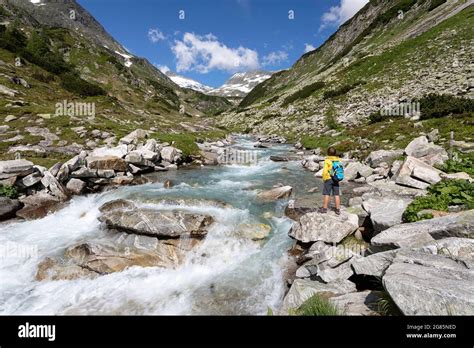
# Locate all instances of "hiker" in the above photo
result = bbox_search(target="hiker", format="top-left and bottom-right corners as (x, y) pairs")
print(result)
(319, 147), (344, 215)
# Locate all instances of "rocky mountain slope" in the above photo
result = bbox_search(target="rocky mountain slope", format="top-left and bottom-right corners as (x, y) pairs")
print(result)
(0, 0), (232, 167)
(220, 0), (473, 141)
(209, 70), (273, 98)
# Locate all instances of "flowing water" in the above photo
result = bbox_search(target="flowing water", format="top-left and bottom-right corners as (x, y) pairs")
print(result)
(0, 137), (327, 315)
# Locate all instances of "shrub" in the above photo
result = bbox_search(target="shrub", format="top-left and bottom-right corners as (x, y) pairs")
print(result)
(323, 81), (363, 100)
(368, 111), (383, 124)
(0, 185), (18, 199)
(106, 55), (125, 72)
(418, 94), (474, 120)
(402, 180), (474, 222)
(32, 72), (55, 83)
(59, 72), (106, 97)
(437, 152), (474, 176)
(239, 82), (268, 108)
(293, 294), (343, 316)
(325, 106), (340, 130)
(282, 81), (326, 106)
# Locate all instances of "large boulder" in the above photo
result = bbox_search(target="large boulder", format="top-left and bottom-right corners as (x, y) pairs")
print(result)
(383, 250), (474, 315)
(371, 210), (474, 250)
(257, 186), (293, 202)
(90, 144), (128, 158)
(279, 279), (357, 314)
(16, 191), (62, 220)
(0, 197), (22, 221)
(354, 238), (474, 278)
(36, 235), (197, 281)
(87, 156), (127, 172)
(66, 178), (87, 195)
(119, 129), (149, 145)
(404, 136), (448, 165)
(344, 162), (374, 181)
(41, 171), (69, 201)
(16, 171), (42, 188)
(98, 199), (214, 238)
(394, 156), (443, 189)
(160, 146), (181, 163)
(0, 159), (34, 174)
(362, 197), (412, 234)
(289, 211), (359, 244)
(366, 149), (404, 168)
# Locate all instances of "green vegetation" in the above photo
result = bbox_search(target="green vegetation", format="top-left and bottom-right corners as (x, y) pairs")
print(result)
(239, 82), (268, 108)
(106, 55), (125, 72)
(323, 82), (363, 100)
(0, 25), (105, 96)
(59, 71), (106, 97)
(0, 185), (18, 199)
(428, 0), (447, 11)
(376, 291), (402, 316)
(293, 294), (343, 316)
(402, 180), (474, 222)
(368, 111), (384, 124)
(331, 0), (418, 64)
(151, 130), (227, 158)
(325, 106), (341, 130)
(282, 81), (326, 107)
(418, 94), (474, 120)
(436, 152), (474, 176)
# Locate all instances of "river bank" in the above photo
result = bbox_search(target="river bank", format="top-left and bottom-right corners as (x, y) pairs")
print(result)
(0, 132), (472, 315)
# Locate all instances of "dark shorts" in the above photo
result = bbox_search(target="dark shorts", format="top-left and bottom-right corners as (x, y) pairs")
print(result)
(323, 179), (340, 196)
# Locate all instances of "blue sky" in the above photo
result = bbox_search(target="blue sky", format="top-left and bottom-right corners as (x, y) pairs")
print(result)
(77, 0), (369, 88)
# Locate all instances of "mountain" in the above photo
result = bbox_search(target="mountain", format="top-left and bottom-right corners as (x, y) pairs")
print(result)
(165, 71), (213, 94)
(219, 0), (473, 151)
(209, 70), (273, 97)
(0, 0), (232, 166)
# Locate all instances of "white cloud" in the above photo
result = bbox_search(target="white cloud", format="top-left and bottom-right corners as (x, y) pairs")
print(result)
(304, 43), (316, 53)
(262, 50), (288, 66)
(155, 64), (171, 74)
(320, 0), (369, 29)
(148, 28), (166, 43)
(171, 32), (259, 73)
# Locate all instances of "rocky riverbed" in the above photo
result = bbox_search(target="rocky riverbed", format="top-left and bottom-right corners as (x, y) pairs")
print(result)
(0, 133), (473, 315)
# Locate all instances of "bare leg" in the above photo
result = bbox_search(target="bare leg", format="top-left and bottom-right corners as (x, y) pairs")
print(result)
(335, 195), (341, 210)
(323, 195), (330, 209)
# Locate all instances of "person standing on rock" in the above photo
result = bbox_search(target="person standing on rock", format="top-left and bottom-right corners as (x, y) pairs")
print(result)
(319, 147), (344, 215)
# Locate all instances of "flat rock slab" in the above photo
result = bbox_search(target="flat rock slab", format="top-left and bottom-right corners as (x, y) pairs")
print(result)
(363, 197), (411, 234)
(354, 237), (474, 278)
(87, 156), (127, 172)
(0, 159), (34, 174)
(371, 210), (474, 250)
(279, 279), (356, 314)
(289, 211), (358, 244)
(383, 251), (474, 315)
(98, 199), (214, 238)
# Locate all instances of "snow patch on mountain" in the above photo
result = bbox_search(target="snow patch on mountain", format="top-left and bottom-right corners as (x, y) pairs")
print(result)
(209, 71), (273, 97)
(165, 72), (214, 94)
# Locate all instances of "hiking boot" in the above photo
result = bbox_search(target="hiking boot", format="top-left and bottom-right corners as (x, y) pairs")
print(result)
(318, 208), (328, 214)
(335, 208), (341, 216)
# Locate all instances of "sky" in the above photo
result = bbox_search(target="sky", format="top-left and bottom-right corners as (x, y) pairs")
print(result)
(77, 0), (369, 88)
